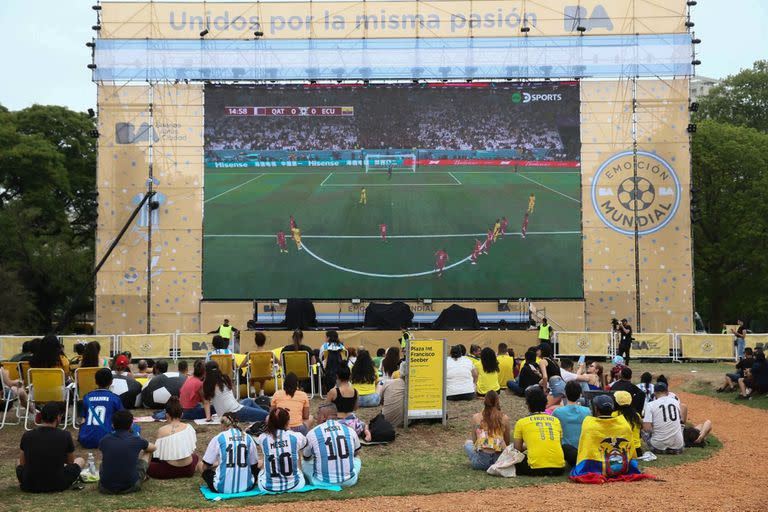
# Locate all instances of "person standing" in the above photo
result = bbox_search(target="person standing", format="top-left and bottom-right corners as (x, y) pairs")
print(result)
(359, 187), (367, 205)
(276, 230), (288, 253)
(537, 318), (554, 347)
(616, 318), (633, 365)
(731, 319), (747, 360)
(208, 319), (239, 352)
(379, 223), (387, 242)
(433, 249), (449, 277)
(17, 403), (86, 493)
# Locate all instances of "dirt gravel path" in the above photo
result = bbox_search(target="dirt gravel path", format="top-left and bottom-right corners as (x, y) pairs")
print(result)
(149, 391), (767, 512)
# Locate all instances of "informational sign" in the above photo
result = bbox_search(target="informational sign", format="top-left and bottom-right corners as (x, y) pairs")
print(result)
(404, 339), (447, 426)
(630, 333), (673, 358)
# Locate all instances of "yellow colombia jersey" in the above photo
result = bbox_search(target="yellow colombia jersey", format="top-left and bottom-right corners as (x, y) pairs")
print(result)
(496, 354), (516, 389)
(476, 368), (501, 395)
(513, 413), (565, 469)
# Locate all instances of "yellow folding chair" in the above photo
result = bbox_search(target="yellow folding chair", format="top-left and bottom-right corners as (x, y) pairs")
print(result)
(18, 361), (31, 386)
(210, 353), (239, 398)
(319, 349), (348, 398)
(1, 362), (22, 428)
(25, 368), (70, 430)
(281, 351), (314, 398)
(72, 367), (101, 429)
(247, 352), (279, 397)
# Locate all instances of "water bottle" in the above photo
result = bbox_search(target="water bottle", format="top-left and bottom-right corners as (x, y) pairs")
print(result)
(87, 452), (97, 475)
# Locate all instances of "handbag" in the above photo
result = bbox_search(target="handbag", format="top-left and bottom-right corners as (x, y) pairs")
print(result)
(486, 446), (525, 477)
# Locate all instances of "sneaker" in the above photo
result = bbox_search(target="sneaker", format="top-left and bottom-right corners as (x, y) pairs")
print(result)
(736, 394), (750, 400)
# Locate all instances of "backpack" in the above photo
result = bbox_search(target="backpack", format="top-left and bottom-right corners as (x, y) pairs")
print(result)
(368, 413), (396, 443)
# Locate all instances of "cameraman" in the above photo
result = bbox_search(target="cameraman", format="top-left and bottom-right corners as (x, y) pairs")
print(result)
(615, 318), (633, 365)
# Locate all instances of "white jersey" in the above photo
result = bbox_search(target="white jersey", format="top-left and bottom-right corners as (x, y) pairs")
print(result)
(256, 429), (307, 492)
(202, 428), (258, 494)
(643, 395), (684, 450)
(303, 419), (361, 484)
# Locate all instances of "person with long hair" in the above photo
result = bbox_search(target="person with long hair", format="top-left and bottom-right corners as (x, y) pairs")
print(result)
(638, 371), (655, 404)
(199, 412), (258, 494)
(446, 344), (478, 401)
(255, 407), (307, 492)
(463, 390), (510, 470)
(537, 343), (561, 393)
(30, 334), (66, 370)
(271, 372), (312, 434)
(378, 346), (401, 385)
(326, 365), (371, 442)
(350, 349), (379, 407)
(614, 390), (643, 458)
(81, 341), (110, 368)
(476, 347), (501, 396)
(202, 361), (268, 422)
(148, 397), (199, 479)
(508, 349), (543, 396)
(280, 329), (315, 392)
(575, 360), (607, 390)
(179, 359), (206, 420)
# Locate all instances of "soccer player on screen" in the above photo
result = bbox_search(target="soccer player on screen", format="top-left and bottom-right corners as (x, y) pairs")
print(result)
(492, 219), (501, 242)
(359, 187), (367, 205)
(289, 215), (296, 230)
(521, 213), (529, 239)
(527, 193), (536, 214)
(485, 229), (494, 253)
(387, 163), (393, 180)
(434, 249), (449, 277)
(276, 230), (288, 253)
(500, 216), (509, 237)
(470, 239), (482, 265)
(379, 223), (387, 242)
(292, 225), (303, 250)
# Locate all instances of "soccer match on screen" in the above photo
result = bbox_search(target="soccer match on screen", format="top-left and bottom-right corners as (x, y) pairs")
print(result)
(1, 0), (767, 511)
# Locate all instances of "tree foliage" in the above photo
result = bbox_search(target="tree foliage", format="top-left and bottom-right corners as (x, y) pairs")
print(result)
(698, 60), (768, 133)
(0, 105), (96, 333)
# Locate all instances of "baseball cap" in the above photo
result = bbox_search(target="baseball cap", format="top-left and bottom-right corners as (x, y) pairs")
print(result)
(115, 354), (130, 368)
(612, 355), (625, 366)
(592, 394), (615, 415)
(654, 382), (668, 393)
(548, 376), (566, 398)
(614, 390), (632, 407)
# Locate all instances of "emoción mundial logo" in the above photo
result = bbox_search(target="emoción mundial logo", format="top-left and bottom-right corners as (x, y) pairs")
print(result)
(591, 151), (681, 236)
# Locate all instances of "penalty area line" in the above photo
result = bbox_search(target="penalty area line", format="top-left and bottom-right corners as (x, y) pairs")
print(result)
(319, 172), (334, 186)
(448, 172), (462, 184)
(204, 174), (265, 204)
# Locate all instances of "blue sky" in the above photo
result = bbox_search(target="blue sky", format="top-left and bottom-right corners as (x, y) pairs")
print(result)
(0, 0), (765, 112)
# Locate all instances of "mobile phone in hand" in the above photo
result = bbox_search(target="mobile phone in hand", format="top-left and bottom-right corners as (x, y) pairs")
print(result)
(578, 354), (586, 365)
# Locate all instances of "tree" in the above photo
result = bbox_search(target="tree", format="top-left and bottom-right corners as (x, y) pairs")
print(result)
(691, 119), (768, 329)
(0, 104), (96, 333)
(698, 60), (768, 133)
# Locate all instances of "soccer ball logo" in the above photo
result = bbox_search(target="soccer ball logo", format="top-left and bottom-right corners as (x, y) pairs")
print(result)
(617, 177), (655, 211)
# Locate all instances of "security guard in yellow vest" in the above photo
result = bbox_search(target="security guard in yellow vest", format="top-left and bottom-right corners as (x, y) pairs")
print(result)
(538, 318), (553, 345)
(399, 329), (413, 351)
(208, 319), (239, 349)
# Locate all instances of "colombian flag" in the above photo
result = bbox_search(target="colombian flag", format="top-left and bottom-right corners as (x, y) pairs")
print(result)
(570, 416), (654, 484)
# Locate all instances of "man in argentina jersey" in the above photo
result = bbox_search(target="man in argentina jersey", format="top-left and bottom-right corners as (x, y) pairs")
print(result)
(303, 403), (362, 486)
(201, 419), (258, 494)
(256, 427), (308, 492)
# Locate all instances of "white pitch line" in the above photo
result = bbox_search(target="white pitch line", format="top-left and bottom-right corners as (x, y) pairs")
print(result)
(321, 183), (461, 187)
(204, 231), (580, 239)
(448, 172), (462, 184)
(517, 173), (581, 203)
(319, 172), (334, 186)
(204, 174), (265, 203)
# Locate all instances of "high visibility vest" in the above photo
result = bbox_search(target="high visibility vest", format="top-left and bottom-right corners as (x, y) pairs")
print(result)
(399, 330), (412, 350)
(538, 324), (550, 340)
(219, 324), (233, 339)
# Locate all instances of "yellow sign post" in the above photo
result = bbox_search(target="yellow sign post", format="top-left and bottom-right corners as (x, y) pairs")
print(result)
(404, 339), (446, 427)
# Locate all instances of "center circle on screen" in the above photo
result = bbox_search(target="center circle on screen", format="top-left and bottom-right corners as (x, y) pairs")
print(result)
(590, 151), (681, 236)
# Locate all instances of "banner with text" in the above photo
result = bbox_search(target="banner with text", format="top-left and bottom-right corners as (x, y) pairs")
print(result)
(630, 333), (673, 358)
(679, 334), (733, 360)
(406, 339), (446, 425)
(177, 333), (216, 358)
(556, 332), (611, 356)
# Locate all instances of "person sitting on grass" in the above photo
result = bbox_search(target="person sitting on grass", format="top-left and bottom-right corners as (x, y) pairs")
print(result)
(351, 349), (380, 407)
(446, 344), (478, 401)
(464, 390), (510, 471)
(256, 407), (308, 492)
(718, 347), (753, 393)
(508, 349), (542, 396)
(552, 381), (590, 467)
(683, 420), (713, 447)
(134, 359), (152, 379)
(513, 385), (565, 476)
(177, 360), (189, 377)
(113, 354), (133, 377)
(202, 361), (268, 422)
(17, 402), (86, 493)
(99, 409), (156, 494)
(303, 402), (362, 486)
(79, 368), (123, 448)
(614, 390), (643, 458)
(574, 360), (607, 390)
(199, 412), (258, 494)
(546, 376), (567, 412)
(326, 365), (372, 442)
(271, 372), (313, 434)
(737, 350), (768, 399)
(147, 397), (198, 479)
(179, 359), (207, 420)
(476, 347), (501, 397)
(638, 372), (655, 404)
(642, 382), (684, 454)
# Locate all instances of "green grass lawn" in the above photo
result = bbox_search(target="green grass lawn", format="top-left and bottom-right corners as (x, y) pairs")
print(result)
(202, 166), (582, 299)
(0, 362), (725, 512)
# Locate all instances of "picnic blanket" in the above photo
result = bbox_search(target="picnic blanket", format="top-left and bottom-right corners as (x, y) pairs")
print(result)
(199, 481), (342, 501)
